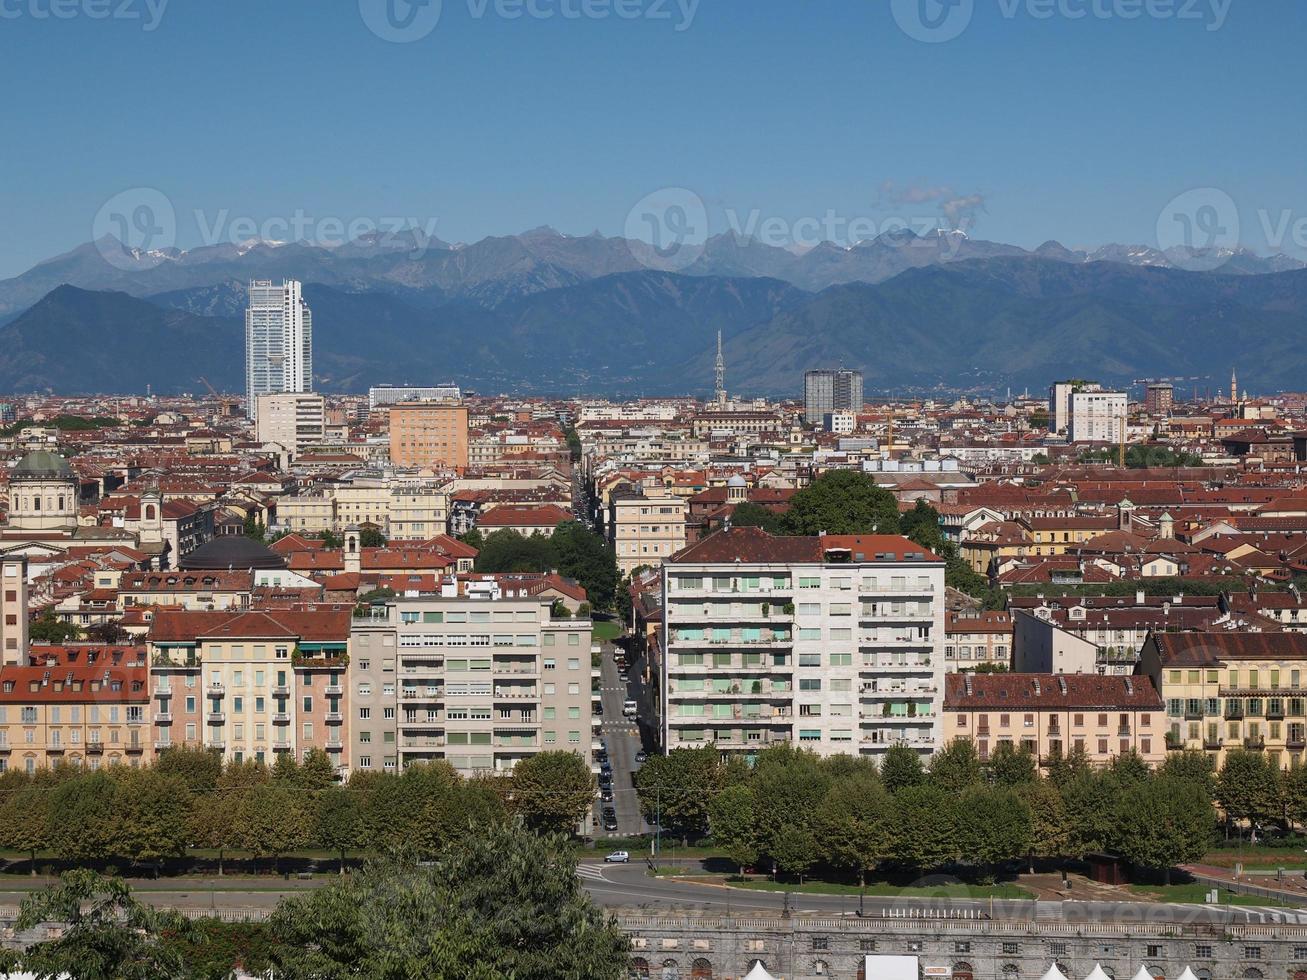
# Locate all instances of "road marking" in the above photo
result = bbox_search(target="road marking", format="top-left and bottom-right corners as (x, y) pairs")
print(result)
(576, 865), (611, 881)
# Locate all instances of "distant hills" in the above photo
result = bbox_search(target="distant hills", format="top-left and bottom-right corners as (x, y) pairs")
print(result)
(1, 227), (1305, 395)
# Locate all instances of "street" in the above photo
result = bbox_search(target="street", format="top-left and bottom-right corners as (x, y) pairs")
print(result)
(595, 635), (650, 838)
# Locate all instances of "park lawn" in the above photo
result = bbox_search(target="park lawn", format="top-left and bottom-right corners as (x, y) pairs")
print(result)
(684, 875), (1033, 900)
(1127, 884), (1290, 907)
(592, 620), (623, 642)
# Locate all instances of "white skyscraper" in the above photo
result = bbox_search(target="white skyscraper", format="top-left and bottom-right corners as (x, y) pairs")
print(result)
(246, 280), (312, 420)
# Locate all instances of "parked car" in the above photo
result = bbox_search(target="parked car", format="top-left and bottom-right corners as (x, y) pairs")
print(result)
(604, 850), (629, 863)
(601, 789), (613, 803)
(623, 700), (637, 717)
(618, 671), (629, 683)
(603, 817), (619, 832)
(634, 750), (648, 764)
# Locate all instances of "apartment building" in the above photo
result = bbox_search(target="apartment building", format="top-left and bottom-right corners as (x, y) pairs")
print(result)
(246, 280), (313, 420)
(388, 402), (469, 471)
(942, 672), (1166, 767)
(255, 392), (326, 456)
(1139, 631), (1307, 768)
(1068, 389), (1128, 444)
(0, 644), (151, 772)
(351, 585), (593, 773)
(147, 607), (350, 771)
(804, 368), (864, 425)
(276, 478), (450, 540)
(608, 489), (688, 574)
(661, 527), (945, 759)
(944, 610), (1013, 671)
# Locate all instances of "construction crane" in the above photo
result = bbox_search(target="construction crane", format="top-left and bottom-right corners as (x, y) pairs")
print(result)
(195, 376), (220, 399)
(1131, 375), (1209, 386)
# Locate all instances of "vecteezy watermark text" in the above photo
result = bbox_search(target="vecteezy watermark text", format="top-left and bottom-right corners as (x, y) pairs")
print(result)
(0, 0), (168, 30)
(91, 188), (442, 271)
(893, 0), (1230, 43)
(358, 0), (697, 43)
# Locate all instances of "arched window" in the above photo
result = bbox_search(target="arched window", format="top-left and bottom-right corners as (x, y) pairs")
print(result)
(630, 958), (650, 979)
(1242, 970), (1263, 980)
(813, 960), (829, 976)
(690, 959), (712, 979)
(954, 962), (975, 980)
(1003, 966), (1020, 978)
(660, 960), (678, 980)
(144, 504), (155, 521)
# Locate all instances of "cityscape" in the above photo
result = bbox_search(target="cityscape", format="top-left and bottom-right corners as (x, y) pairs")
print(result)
(2, 2), (1307, 978)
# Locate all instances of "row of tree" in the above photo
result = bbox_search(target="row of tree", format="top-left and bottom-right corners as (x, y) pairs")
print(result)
(0, 747), (597, 875)
(637, 741), (1219, 882)
(466, 519), (620, 611)
(1, 822), (631, 980)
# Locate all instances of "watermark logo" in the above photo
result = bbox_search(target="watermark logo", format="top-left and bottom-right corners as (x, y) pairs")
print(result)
(624, 187), (708, 272)
(92, 187), (177, 271)
(891, 0), (974, 43)
(1156, 187), (1239, 272)
(358, 0), (443, 42)
(0, 0), (170, 31)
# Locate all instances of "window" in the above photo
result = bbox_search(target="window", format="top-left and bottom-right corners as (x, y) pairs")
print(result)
(1002, 943), (1020, 955)
(1245, 947), (1261, 960)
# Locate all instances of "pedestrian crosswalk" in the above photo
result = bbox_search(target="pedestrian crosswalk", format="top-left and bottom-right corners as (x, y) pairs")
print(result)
(576, 864), (611, 882)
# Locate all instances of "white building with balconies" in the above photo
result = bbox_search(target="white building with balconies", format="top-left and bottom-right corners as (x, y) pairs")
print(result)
(661, 527), (945, 759)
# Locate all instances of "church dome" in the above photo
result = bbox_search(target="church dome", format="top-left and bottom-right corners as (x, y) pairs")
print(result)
(179, 535), (287, 571)
(11, 450), (74, 481)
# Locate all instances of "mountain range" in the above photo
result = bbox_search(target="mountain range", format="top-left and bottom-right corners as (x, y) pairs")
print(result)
(1, 227), (1305, 395)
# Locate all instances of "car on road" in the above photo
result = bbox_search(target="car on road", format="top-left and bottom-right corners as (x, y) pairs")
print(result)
(593, 702), (603, 715)
(618, 671), (628, 683)
(634, 750), (648, 764)
(603, 817), (618, 831)
(604, 851), (629, 863)
(598, 774), (613, 789)
(623, 700), (637, 717)
(600, 789), (613, 802)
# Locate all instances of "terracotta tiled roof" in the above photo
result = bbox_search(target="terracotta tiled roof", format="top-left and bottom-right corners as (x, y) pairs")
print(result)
(944, 672), (1163, 710)
(1148, 631), (1307, 666)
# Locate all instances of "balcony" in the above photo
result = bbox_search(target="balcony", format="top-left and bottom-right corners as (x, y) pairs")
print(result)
(206, 740), (226, 751)
(153, 712), (172, 725)
(324, 684), (343, 696)
(152, 683), (172, 697)
(272, 712), (290, 724)
(493, 688), (539, 700)
(1244, 735), (1266, 750)
(207, 682), (225, 696)
(1204, 736), (1224, 750)
(206, 712), (225, 725)
(1183, 708), (1204, 720)
(85, 741), (104, 754)
(325, 712), (343, 724)
(153, 740), (171, 751)
(272, 684), (290, 697)
(1117, 727), (1131, 737)
(1288, 737), (1306, 750)
(325, 739), (344, 750)
(125, 743), (144, 754)
(1224, 708), (1244, 721)
(272, 742), (292, 753)
(1268, 707), (1286, 721)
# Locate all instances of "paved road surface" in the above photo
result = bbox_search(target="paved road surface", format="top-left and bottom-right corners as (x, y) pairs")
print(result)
(596, 638), (648, 837)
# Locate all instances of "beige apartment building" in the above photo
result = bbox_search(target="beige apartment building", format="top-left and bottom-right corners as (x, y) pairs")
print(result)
(942, 672), (1166, 767)
(147, 607), (351, 772)
(0, 645), (151, 772)
(1138, 631), (1307, 768)
(353, 586), (595, 774)
(255, 393), (326, 456)
(389, 402), (469, 472)
(608, 489), (688, 574)
(944, 610), (1013, 671)
(276, 479), (449, 540)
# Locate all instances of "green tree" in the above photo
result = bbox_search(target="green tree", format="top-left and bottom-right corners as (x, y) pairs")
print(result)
(959, 785), (1032, 873)
(474, 528), (557, 574)
(770, 825), (820, 883)
(1, 870), (197, 980)
(749, 744), (831, 874)
(987, 741), (1038, 786)
(929, 738), (983, 793)
(708, 783), (758, 876)
(1061, 770), (1120, 856)
(1044, 743), (1092, 787)
(1115, 776), (1215, 882)
(1216, 749), (1282, 833)
(1016, 779), (1072, 871)
(237, 783), (312, 874)
(296, 747), (337, 790)
(47, 771), (118, 863)
(154, 745), (222, 793)
(880, 744), (926, 793)
(268, 822), (630, 979)
(729, 501), (785, 534)
(1108, 750), (1151, 786)
(29, 611), (79, 643)
(271, 751), (301, 784)
(510, 750), (596, 835)
(113, 768), (191, 876)
(315, 785), (362, 875)
(781, 470), (902, 536)
(634, 746), (722, 842)
(0, 776), (50, 875)
(358, 526), (387, 548)
(818, 774), (897, 885)
(552, 520), (620, 611)
(900, 499), (945, 553)
(243, 512), (266, 542)
(1160, 749), (1217, 798)
(893, 783), (961, 871)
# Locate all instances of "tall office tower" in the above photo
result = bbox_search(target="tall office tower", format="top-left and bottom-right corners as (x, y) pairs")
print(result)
(1144, 383), (1174, 416)
(803, 369), (864, 425)
(246, 280), (313, 420)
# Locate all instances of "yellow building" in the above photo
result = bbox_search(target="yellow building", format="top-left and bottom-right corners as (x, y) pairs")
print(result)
(1139, 631), (1307, 768)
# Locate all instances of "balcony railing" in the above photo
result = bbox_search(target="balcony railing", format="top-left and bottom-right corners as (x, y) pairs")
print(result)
(1244, 735), (1266, 749)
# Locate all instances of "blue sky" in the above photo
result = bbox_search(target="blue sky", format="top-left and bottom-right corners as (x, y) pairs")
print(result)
(0, 0), (1302, 277)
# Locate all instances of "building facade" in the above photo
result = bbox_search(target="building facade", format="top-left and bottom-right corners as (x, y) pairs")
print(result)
(803, 369), (864, 425)
(246, 280), (313, 420)
(351, 587), (594, 773)
(388, 402), (470, 472)
(1068, 389), (1128, 443)
(608, 490), (688, 574)
(255, 392), (326, 456)
(661, 528), (945, 759)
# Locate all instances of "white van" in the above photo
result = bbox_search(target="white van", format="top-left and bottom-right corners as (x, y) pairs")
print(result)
(623, 699), (637, 717)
